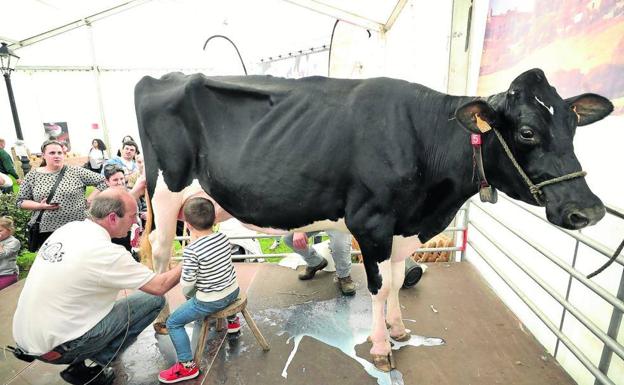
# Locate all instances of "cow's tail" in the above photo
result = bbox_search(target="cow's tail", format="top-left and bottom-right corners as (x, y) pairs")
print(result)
(139, 190), (154, 270)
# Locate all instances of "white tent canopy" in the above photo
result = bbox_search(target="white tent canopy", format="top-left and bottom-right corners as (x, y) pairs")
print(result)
(0, 0), (458, 153)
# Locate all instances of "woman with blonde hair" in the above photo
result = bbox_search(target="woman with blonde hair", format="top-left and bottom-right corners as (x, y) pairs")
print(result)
(0, 216), (20, 290)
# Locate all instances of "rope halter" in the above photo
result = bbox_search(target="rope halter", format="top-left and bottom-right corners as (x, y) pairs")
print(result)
(488, 126), (587, 206)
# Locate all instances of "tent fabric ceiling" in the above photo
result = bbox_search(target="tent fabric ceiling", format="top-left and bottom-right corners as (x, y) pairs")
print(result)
(1, 0), (404, 45)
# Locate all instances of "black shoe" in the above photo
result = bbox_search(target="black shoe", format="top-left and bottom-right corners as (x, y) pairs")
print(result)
(60, 361), (115, 385)
(298, 258), (328, 280)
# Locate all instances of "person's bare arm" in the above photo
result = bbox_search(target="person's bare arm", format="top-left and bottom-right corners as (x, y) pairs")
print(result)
(129, 174), (146, 200)
(20, 199), (60, 211)
(139, 264), (182, 296)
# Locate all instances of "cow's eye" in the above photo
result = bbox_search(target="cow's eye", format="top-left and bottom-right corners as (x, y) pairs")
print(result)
(518, 127), (537, 143)
(520, 128), (534, 139)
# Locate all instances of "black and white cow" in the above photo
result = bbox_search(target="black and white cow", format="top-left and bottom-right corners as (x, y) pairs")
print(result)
(135, 68), (612, 371)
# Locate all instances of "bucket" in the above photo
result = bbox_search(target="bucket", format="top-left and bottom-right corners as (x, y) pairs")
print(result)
(402, 258), (423, 289)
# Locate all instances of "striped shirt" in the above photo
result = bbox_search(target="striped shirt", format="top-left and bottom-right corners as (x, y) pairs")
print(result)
(181, 232), (238, 302)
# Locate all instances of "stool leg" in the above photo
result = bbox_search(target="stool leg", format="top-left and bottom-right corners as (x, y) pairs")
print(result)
(241, 308), (270, 351)
(194, 318), (210, 363)
(216, 317), (226, 332)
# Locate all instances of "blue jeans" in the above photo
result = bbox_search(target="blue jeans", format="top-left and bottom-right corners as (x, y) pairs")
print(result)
(283, 230), (352, 278)
(166, 288), (240, 362)
(41, 292), (165, 366)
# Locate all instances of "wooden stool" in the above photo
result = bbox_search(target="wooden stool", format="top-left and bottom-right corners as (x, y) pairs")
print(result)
(194, 293), (270, 362)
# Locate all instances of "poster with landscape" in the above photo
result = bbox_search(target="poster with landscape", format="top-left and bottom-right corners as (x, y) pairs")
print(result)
(478, 0), (624, 115)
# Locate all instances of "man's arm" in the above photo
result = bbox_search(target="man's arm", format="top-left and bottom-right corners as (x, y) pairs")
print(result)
(139, 264), (182, 296)
(0, 151), (19, 179)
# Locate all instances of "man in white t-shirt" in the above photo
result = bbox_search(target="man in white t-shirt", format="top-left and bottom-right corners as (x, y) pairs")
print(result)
(11, 189), (182, 385)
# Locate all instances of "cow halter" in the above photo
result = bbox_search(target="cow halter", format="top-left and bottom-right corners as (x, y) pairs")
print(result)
(472, 126), (587, 207)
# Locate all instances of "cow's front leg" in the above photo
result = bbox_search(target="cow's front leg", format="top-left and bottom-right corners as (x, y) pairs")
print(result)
(352, 229), (395, 371)
(386, 259), (408, 340)
(370, 259), (392, 369)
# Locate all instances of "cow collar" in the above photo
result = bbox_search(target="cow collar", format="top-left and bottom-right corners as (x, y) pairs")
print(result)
(471, 133), (498, 203)
(483, 126), (587, 206)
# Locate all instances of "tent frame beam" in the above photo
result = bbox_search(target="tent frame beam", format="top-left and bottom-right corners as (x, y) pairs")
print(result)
(8, 0), (152, 50)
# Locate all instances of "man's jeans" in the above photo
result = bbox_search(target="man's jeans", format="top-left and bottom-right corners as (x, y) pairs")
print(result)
(283, 230), (352, 278)
(166, 288), (240, 362)
(41, 292), (165, 366)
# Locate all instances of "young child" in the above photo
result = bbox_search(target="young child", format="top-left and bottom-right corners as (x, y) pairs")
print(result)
(0, 216), (21, 291)
(159, 197), (240, 383)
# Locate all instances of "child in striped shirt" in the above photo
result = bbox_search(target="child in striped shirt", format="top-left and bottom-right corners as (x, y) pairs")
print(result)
(159, 197), (240, 384)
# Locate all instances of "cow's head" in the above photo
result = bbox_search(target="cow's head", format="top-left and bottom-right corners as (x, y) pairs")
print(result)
(455, 68), (613, 230)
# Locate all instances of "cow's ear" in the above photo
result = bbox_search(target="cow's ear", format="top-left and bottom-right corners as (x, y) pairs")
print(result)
(565, 93), (613, 126)
(455, 100), (497, 134)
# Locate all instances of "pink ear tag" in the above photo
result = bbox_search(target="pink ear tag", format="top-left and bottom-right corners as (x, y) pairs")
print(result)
(470, 134), (482, 146)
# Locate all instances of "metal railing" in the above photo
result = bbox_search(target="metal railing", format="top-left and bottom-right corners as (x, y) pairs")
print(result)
(467, 195), (624, 385)
(172, 207), (470, 262)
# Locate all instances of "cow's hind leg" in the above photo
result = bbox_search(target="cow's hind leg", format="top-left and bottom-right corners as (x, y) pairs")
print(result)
(149, 189), (184, 332)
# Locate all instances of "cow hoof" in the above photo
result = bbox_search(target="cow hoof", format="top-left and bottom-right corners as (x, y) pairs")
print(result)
(390, 332), (411, 342)
(154, 322), (169, 335)
(371, 353), (395, 372)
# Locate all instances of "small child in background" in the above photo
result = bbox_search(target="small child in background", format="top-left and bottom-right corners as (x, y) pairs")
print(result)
(0, 216), (21, 291)
(159, 197), (240, 383)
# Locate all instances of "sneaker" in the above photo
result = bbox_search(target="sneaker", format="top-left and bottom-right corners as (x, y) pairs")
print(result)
(158, 362), (199, 383)
(268, 239), (281, 250)
(298, 258), (328, 280)
(60, 361), (115, 385)
(227, 316), (241, 333)
(337, 275), (356, 296)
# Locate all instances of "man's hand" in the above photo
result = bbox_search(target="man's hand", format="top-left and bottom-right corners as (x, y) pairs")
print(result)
(292, 232), (309, 250)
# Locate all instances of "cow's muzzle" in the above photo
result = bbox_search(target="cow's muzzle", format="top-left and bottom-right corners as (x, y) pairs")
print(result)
(548, 202), (606, 230)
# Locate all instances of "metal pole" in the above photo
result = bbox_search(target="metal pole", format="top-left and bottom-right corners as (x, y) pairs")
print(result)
(3, 72), (30, 176)
(3, 73), (22, 139)
(594, 268), (624, 385)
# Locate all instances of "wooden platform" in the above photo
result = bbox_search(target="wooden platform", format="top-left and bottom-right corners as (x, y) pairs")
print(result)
(0, 262), (576, 385)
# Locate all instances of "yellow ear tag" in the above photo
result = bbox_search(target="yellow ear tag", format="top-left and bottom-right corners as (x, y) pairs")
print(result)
(572, 106), (581, 123)
(475, 113), (492, 133)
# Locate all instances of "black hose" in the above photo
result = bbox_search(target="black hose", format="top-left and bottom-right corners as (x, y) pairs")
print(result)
(327, 20), (340, 76)
(203, 35), (248, 76)
(587, 237), (624, 279)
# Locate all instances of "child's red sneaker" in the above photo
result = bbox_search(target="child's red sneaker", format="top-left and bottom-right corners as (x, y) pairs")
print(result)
(158, 362), (199, 383)
(227, 316), (241, 334)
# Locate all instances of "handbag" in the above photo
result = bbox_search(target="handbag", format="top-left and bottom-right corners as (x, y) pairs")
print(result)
(26, 166), (67, 252)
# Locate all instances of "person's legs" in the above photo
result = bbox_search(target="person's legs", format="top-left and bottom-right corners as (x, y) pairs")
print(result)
(89, 292), (165, 365)
(327, 230), (352, 278)
(159, 289), (239, 383)
(283, 232), (325, 266)
(166, 298), (207, 363)
(0, 273), (18, 290)
(55, 291), (165, 366)
(327, 230), (356, 296)
(166, 289), (240, 362)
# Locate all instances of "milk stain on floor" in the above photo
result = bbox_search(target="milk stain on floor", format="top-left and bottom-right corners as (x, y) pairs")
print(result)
(252, 294), (444, 385)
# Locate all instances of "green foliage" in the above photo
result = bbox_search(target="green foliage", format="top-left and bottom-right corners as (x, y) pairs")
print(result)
(258, 237), (293, 254)
(17, 252), (36, 279)
(0, 191), (31, 254)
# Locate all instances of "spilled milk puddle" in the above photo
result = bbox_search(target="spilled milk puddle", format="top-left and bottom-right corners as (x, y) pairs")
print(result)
(248, 295), (444, 385)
